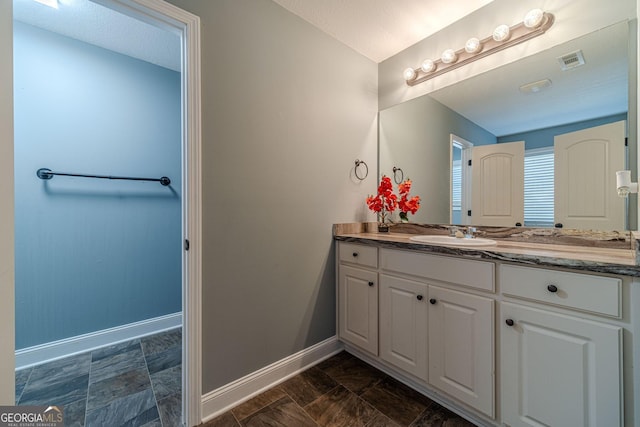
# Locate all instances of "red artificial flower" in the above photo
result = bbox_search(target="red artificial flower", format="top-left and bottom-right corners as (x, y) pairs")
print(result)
(398, 179), (421, 215)
(398, 179), (412, 195)
(367, 176), (398, 222)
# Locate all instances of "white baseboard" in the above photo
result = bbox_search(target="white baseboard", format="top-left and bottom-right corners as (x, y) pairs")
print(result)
(15, 312), (182, 370)
(201, 336), (343, 423)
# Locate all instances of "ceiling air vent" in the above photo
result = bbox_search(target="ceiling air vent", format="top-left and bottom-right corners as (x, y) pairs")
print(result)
(557, 50), (585, 71)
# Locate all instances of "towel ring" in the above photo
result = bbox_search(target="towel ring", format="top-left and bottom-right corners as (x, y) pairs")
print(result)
(354, 159), (368, 181)
(393, 166), (404, 184)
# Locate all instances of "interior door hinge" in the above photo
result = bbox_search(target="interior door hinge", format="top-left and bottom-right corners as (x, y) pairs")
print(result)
(184, 239), (190, 251)
(467, 210), (472, 216)
(468, 159), (472, 166)
(625, 137), (628, 147)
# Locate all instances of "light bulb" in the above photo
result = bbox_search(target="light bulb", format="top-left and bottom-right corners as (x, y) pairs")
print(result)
(441, 49), (457, 64)
(464, 37), (482, 54)
(524, 9), (544, 29)
(493, 24), (511, 42)
(421, 59), (436, 73)
(403, 67), (416, 81)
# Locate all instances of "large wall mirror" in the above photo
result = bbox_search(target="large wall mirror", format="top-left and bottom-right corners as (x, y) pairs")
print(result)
(379, 19), (637, 231)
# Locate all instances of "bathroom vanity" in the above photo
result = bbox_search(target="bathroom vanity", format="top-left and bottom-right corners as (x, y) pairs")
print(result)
(334, 223), (640, 427)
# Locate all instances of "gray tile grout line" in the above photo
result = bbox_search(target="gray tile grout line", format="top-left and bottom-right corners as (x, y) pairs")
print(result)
(141, 338), (163, 427)
(84, 349), (94, 427)
(15, 367), (33, 405)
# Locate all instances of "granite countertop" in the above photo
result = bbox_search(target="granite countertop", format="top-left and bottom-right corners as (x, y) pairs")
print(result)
(334, 223), (640, 277)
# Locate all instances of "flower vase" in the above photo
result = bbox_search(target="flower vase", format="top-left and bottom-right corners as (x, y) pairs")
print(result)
(378, 223), (390, 233)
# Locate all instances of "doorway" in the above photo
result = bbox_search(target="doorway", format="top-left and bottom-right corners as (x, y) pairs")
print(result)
(7, 0), (201, 425)
(450, 134), (472, 225)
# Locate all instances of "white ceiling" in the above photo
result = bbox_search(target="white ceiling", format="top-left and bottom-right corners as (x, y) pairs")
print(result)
(430, 21), (629, 136)
(13, 0), (181, 71)
(12, 0), (492, 69)
(270, 0), (495, 63)
(11, 0), (630, 137)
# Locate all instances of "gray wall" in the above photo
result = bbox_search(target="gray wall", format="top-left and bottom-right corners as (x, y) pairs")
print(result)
(0, 0), (15, 404)
(497, 114), (629, 149)
(379, 95), (496, 224)
(13, 22), (182, 349)
(164, 0), (378, 392)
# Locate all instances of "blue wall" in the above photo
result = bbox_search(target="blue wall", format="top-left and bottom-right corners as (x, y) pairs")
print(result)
(497, 113), (628, 149)
(14, 22), (182, 349)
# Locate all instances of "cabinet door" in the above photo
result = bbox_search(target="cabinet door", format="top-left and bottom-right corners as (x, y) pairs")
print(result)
(338, 265), (378, 355)
(428, 286), (494, 417)
(379, 274), (428, 379)
(501, 302), (622, 427)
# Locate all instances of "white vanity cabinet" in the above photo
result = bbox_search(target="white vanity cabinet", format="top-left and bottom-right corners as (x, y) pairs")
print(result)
(500, 264), (623, 427)
(428, 285), (494, 418)
(379, 274), (428, 378)
(379, 248), (495, 417)
(337, 243), (378, 355)
(335, 239), (634, 426)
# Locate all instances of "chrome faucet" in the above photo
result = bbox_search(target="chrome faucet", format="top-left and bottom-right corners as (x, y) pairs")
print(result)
(465, 227), (477, 238)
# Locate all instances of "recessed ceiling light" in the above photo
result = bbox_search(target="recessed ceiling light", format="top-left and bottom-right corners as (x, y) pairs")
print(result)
(519, 78), (552, 94)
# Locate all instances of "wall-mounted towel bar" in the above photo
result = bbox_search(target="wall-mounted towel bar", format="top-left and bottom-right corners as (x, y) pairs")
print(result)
(36, 168), (171, 186)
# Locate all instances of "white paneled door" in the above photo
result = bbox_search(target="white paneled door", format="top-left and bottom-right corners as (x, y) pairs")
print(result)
(471, 141), (525, 226)
(554, 120), (626, 230)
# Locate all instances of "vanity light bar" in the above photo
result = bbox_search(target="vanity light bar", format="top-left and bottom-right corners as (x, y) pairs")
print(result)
(404, 9), (554, 86)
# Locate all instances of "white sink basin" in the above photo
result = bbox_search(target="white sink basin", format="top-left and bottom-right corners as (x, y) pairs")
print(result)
(409, 235), (497, 247)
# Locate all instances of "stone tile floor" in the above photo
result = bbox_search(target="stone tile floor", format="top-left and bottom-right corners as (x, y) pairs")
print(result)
(203, 351), (476, 427)
(15, 328), (182, 427)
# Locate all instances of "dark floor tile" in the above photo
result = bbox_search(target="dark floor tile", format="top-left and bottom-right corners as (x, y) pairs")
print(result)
(87, 367), (153, 411)
(280, 366), (337, 407)
(202, 412), (241, 427)
(15, 368), (32, 403)
(304, 384), (379, 427)
(90, 344), (146, 384)
(91, 339), (142, 362)
(63, 398), (87, 427)
(321, 355), (387, 395)
(375, 377), (434, 408)
(145, 345), (182, 375)
(85, 387), (159, 427)
(150, 364), (181, 402)
(241, 396), (318, 427)
(410, 406), (477, 427)
(231, 385), (287, 421)
(157, 392), (182, 427)
(24, 353), (91, 392)
(19, 373), (90, 406)
(365, 412), (402, 427)
(315, 351), (358, 372)
(360, 379), (431, 426)
(141, 329), (182, 357)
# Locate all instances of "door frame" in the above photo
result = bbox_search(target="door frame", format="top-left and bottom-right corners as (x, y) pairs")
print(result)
(99, 2), (203, 425)
(4, 0), (203, 425)
(450, 134), (473, 225)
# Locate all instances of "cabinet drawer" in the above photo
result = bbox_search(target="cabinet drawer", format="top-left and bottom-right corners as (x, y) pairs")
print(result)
(338, 242), (378, 268)
(500, 265), (621, 317)
(380, 248), (494, 292)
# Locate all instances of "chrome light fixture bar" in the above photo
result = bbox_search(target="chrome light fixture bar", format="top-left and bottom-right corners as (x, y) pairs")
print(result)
(404, 9), (554, 86)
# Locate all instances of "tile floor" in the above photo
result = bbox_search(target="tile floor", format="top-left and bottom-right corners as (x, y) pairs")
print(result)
(202, 351), (476, 427)
(15, 328), (182, 427)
